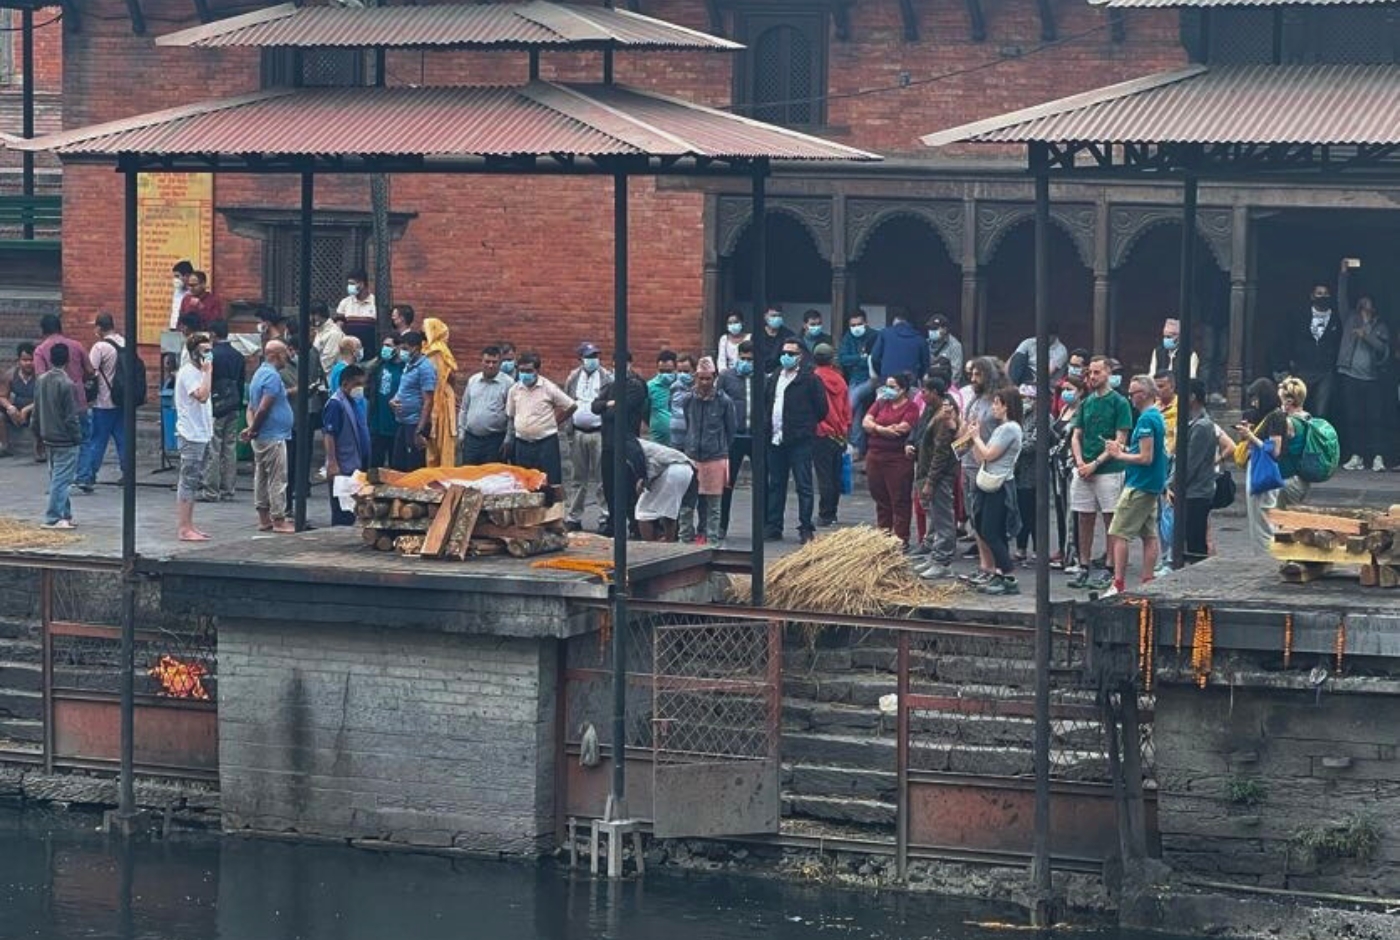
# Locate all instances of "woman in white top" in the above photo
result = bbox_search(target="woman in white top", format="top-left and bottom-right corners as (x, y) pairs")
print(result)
(174, 332), (214, 541)
(717, 310), (750, 373)
(963, 386), (1024, 596)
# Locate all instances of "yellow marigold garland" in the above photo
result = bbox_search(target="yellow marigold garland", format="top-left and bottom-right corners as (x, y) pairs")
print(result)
(1283, 613), (1293, 669)
(1191, 606), (1214, 689)
(1130, 598), (1154, 691)
(1335, 616), (1346, 675)
(1175, 608), (1184, 655)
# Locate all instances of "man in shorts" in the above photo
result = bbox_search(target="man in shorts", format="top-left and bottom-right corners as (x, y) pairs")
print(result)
(1068, 355), (1131, 589)
(1102, 375), (1168, 596)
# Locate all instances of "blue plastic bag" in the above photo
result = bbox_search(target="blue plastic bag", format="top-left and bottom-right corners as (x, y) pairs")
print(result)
(1248, 442), (1284, 495)
(840, 451), (853, 495)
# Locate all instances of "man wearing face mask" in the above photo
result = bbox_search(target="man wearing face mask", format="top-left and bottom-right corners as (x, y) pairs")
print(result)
(365, 334), (403, 469)
(717, 340), (755, 541)
(564, 343), (613, 532)
(311, 302), (344, 376)
(505, 351), (576, 486)
(764, 340), (829, 543)
(925, 314), (964, 381)
(179, 271), (223, 331)
(718, 310), (749, 372)
(1277, 281), (1341, 419)
(1054, 348), (1090, 418)
(337, 269), (377, 349)
(1148, 318), (1198, 380)
(839, 310), (880, 458)
(388, 330), (436, 472)
(755, 306), (797, 374)
(1335, 259), (1390, 472)
(647, 350), (678, 445)
(323, 364), (371, 527)
(870, 307), (929, 388)
(668, 353), (697, 449)
(800, 310), (833, 355)
(169, 260), (194, 330)
(497, 341), (518, 380)
(457, 345), (513, 467)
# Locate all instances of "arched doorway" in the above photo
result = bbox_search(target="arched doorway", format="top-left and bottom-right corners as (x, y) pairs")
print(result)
(982, 219), (1093, 359)
(851, 215), (960, 331)
(725, 212), (832, 332)
(1113, 225), (1230, 390)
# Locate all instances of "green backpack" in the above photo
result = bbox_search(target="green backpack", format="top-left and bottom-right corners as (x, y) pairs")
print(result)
(1284, 415), (1339, 484)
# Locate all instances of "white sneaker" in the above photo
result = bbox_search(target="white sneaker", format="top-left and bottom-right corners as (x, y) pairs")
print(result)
(1100, 583), (1120, 598)
(1374, 457), (1387, 472)
(1343, 455), (1364, 471)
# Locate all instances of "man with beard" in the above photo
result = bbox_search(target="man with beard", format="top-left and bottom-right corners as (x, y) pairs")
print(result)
(1068, 355), (1132, 590)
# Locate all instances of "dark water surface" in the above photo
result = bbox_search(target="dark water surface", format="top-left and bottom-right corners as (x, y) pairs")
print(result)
(0, 810), (1188, 940)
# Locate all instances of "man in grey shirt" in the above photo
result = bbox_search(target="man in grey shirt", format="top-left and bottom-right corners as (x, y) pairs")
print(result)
(456, 345), (514, 465)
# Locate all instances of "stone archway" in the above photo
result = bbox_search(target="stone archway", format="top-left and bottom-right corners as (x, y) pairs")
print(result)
(850, 214), (961, 330)
(724, 212), (833, 320)
(982, 218), (1094, 357)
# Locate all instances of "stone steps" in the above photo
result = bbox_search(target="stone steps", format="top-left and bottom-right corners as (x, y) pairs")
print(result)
(0, 716), (42, 744)
(782, 793), (896, 828)
(0, 638), (41, 664)
(782, 762), (896, 802)
(782, 699), (1103, 750)
(0, 660), (39, 693)
(785, 669), (1094, 707)
(0, 688), (41, 721)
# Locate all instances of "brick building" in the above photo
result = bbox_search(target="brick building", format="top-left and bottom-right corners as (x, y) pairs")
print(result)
(31, 1), (1400, 399)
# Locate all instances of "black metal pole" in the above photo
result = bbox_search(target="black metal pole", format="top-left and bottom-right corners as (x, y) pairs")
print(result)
(118, 166), (139, 824)
(1172, 175), (1198, 570)
(749, 165), (768, 605)
(21, 8), (34, 241)
(294, 173), (313, 531)
(609, 171), (629, 817)
(1029, 149), (1053, 924)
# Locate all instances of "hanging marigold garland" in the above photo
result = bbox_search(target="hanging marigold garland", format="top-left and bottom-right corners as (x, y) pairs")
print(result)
(1131, 598), (1154, 691)
(1175, 608), (1185, 655)
(1191, 606), (1214, 689)
(1334, 615), (1347, 675)
(1283, 613), (1294, 669)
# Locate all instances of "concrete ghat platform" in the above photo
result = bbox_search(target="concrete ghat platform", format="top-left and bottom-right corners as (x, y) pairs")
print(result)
(143, 532), (713, 857)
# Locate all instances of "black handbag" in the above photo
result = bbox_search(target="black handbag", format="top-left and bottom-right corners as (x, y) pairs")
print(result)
(1211, 468), (1237, 510)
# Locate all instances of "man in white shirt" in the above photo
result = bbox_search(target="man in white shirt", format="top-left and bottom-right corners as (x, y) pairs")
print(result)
(311, 304), (344, 375)
(337, 268), (377, 348)
(563, 342), (613, 532)
(168, 260), (193, 330)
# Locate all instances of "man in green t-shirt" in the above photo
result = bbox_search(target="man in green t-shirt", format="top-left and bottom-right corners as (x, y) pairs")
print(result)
(1068, 355), (1132, 589)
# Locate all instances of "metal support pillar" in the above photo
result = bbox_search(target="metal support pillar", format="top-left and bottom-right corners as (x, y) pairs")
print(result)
(1029, 148), (1054, 925)
(1171, 175), (1198, 570)
(749, 165), (768, 605)
(294, 173), (314, 532)
(21, 8), (34, 240)
(608, 171), (630, 825)
(117, 167), (139, 826)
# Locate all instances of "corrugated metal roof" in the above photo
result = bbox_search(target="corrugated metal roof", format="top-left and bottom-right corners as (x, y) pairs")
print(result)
(14, 83), (877, 162)
(1093, 0), (1392, 7)
(157, 1), (740, 50)
(921, 65), (1400, 146)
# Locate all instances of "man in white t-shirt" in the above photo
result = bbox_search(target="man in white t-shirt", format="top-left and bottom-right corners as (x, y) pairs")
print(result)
(174, 332), (214, 542)
(337, 269), (377, 348)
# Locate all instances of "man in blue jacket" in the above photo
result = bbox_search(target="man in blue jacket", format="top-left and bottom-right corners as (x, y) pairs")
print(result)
(870, 307), (930, 383)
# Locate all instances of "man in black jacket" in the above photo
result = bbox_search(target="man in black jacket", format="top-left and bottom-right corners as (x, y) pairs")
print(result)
(764, 338), (829, 543)
(1277, 281), (1342, 419)
(592, 353), (651, 538)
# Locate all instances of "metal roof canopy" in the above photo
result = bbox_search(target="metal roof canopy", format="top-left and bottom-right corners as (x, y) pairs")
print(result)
(1093, 0), (1393, 7)
(155, 1), (742, 50)
(26, 23), (875, 831)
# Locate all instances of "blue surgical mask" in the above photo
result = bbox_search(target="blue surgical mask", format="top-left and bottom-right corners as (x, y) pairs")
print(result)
(850, 324), (866, 338)
(678, 372), (694, 388)
(500, 359), (515, 375)
(348, 387), (365, 401)
(1068, 365), (1083, 378)
(766, 315), (784, 331)
(877, 386), (898, 401)
(202, 351), (214, 364)
(355, 349), (364, 362)
(735, 360), (754, 377)
(1109, 374), (1122, 390)
(929, 329), (944, 342)
(727, 322), (744, 336)
(779, 353), (799, 371)
(806, 324), (823, 337)
(399, 349), (411, 363)
(381, 345), (395, 360)
(346, 283), (359, 298)
(582, 357), (600, 374)
(518, 371), (538, 387)
(656, 372), (675, 387)
(1060, 389), (1076, 404)
(1163, 336), (1178, 351)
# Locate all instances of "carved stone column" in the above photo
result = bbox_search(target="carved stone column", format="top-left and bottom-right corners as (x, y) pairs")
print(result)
(702, 261), (722, 356)
(831, 266), (849, 333)
(961, 196), (979, 348)
(1093, 197), (1111, 354)
(1229, 205), (1252, 405)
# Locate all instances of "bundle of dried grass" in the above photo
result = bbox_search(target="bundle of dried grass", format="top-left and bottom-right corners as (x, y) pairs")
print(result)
(0, 516), (80, 550)
(730, 525), (961, 616)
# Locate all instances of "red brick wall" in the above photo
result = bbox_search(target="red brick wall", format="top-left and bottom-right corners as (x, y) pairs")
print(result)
(57, 0), (1187, 380)
(9, 5), (62, 93)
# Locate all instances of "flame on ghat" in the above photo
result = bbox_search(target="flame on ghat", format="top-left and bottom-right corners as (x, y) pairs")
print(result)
(148, 655), (211, 701)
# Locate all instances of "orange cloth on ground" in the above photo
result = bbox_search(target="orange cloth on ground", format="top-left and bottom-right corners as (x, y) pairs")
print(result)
(422, 317), (459, 468)
(379, 462), (547, 492)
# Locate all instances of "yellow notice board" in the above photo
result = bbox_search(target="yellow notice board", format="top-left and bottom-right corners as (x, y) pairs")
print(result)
(137, 173), (214, 345)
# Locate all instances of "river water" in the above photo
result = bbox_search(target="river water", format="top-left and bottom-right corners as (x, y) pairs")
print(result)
(0, 809), (1188, 940)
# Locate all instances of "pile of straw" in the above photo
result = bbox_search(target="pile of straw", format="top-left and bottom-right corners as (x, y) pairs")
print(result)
(0, 516), (80, 550)
(730, 525), (961, 616)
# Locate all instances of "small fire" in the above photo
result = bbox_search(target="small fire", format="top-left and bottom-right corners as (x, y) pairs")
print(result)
(148, 655), (211, 701)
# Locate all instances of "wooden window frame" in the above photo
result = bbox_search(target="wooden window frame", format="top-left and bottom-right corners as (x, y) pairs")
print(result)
(732, 9), (829, 130)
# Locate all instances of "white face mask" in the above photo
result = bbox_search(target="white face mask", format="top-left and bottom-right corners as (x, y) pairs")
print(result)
(173, 276), (186, 291)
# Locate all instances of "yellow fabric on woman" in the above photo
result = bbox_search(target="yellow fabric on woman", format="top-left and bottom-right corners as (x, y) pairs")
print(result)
(422, 317), (459, 467)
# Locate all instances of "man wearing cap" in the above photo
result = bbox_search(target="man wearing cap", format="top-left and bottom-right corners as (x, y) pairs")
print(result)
(810, 343), (852, 527)
(1148, 318), (1199, 380)
(564, 342), (612, 532)
(926, 314), (964, 381)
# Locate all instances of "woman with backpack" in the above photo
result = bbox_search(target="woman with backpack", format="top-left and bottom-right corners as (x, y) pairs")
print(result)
(1237, 376), (1314, 553)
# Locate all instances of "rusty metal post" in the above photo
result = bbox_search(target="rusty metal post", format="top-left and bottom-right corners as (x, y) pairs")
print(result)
(1120, 685), (1149, 859)
(293, 172), (314, 532)
(21, 7), (34, 240)
(749, 164), (768, 604)
(1104, 691), (1131, 862)
(767, 618), (782, 760)
(40, 568), (53, 774)
(117, 166), (140, 826)
(1029, 147), (1054, 923)
(895, 631), (910, 881)
(1172, 174), (1198, 570)
(608, 171), (630, 823)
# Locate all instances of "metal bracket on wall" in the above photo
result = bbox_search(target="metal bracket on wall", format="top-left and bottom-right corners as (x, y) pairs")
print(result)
(1035, 0), (1057, 41)
(898, 0), (917, 41)
(965, 0), (986, 41)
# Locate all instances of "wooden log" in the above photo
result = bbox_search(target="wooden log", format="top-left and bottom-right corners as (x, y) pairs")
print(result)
(1365, 531), (1394, 554)
(367, 484), (443, 503)
(374, 535), (395, 552)
(503, 531), (570, 558)
(468, 538), (505, 556)
(1310, 530), (1339, 552)
(472, 522), (549, 540)
(1360, 563), (1379, 587)
(360, 519), (433, 533)
(445, 489), (486, 561)
(395, 535), (425, 555)
(361, 526), (380, 545)
(1267, 510), (1365, 536)
(479, 490), (546, 510)
(421, 487), (464, 558)
(1378, 565), (1400, 589)
(1268, 542), (1353, 565)
(397, 503), (427, 521)
(1346, 535), (1369, 555)
(1280, 561), (1331, 583)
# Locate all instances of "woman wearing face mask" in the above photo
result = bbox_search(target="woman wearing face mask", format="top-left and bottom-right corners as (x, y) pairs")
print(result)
(963, 387), (1025, 596)
(718, 311), (749, 373)
(365, 335), (403, 468)
(1048, 375), (1085, 569)
(421, 318), (459, 468)
(173, 333), (214, 542)
(862, 372), (920, 547)
(323, 364), (372, 526)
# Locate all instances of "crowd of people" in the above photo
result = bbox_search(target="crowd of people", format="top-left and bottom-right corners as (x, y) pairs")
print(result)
(9, 258), (1372, 585)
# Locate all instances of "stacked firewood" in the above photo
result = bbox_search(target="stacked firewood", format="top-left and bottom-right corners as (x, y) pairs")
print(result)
(1269, 506), (1400, 585)
(354, 483), (568, 559)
